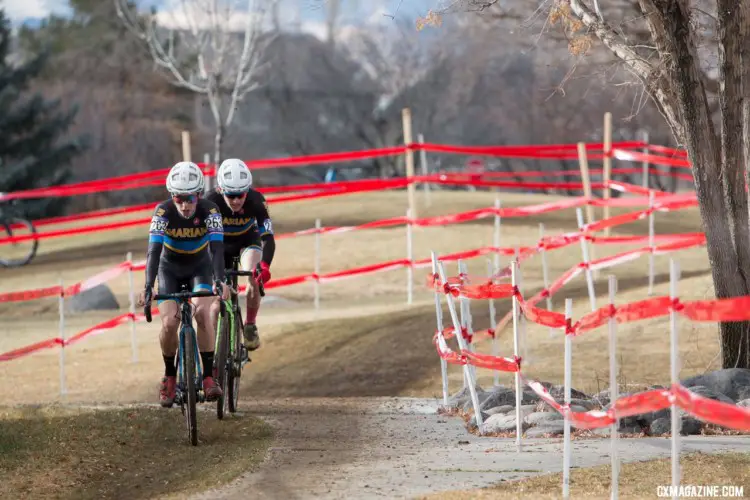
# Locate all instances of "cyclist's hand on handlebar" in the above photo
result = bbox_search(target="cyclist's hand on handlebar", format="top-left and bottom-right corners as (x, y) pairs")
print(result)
(214, 281), (230, 301)
(257, 261), (271, 284)
(137, 285), (152, 307)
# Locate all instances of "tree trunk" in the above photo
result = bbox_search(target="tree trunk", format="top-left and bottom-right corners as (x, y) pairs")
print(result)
(213, 122), (224, 168)
(650, 0), (750, 368)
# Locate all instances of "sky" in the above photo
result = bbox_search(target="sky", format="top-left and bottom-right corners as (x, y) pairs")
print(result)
(2, 0), (440, 36)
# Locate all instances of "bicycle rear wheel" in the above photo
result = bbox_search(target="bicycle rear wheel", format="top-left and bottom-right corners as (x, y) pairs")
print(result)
(215, 304), (230, 420)
(228, 309), (243, 413)
(0, 217), (38, 268)
(183, 326), (199, 446)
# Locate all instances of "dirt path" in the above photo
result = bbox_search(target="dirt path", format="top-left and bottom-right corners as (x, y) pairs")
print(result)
(190, 397), (750, 500)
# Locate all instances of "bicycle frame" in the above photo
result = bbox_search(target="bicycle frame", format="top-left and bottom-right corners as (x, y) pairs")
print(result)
(176, 299), (204, 405)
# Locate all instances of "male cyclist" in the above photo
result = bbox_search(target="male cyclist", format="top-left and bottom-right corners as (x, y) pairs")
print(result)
(207, 158), (275, 351)
(137, 161), (230, 408)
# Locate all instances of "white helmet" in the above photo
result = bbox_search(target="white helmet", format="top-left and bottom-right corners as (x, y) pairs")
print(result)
(217, 159), (253, 194)
(166, 161), (204, 195)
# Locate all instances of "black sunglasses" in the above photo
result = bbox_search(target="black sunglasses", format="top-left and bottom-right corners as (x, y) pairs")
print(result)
(172, 194), (198, 203)
(224, 192), (246, 200)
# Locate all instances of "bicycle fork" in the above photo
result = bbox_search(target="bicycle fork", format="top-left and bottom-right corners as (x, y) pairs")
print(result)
(176, 306), (205, 407)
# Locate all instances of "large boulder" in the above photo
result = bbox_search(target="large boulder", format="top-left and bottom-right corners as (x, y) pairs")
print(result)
(66, 284), (120, 313)
(680, 369), (750, 402)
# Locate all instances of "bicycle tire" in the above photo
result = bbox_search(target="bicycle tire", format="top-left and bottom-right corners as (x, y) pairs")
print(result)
(227, 308), (243, 413)
(0, 217), (38, 268)
(183, 326), (199, 446)
(215, 304), (230, 420)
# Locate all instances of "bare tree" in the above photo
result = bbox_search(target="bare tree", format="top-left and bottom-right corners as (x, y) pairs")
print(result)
(424, 1), (750, 369)
(114, 0), (275, 165)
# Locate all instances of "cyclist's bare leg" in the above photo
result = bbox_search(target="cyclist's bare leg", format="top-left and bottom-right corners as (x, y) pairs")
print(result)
(240, 247), (262, 350)
(193, 296), (215, 351)
(159, 299), (180, 356)
(158, 300), (180, 407)
(193, 295), (222, 400)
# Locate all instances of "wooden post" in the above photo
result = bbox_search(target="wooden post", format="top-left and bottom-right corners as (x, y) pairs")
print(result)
(577, 142), (597, 266)
(181, 131), (192, 162)
(402, 108), (417, 220)
(602, 112), (612, 237)
(577, 142), (595, 226)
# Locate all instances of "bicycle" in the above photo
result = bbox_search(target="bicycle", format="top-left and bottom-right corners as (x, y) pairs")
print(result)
(214, 258), (265, 419)
(0, 195), (38, 268)
(144, 285), (218, 446)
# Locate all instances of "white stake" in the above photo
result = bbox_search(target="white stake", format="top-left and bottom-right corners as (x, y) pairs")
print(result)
(515, 246), (528, 363)
(493, 197), (502, 272)
(539, 223), (553, 338)
(511, 260), (523, 452)
(58, 277), (67, 396)
(669, 258), (681, 499)
(127, 252), (138, 363)
(436, 260), (483, 429)
(608, 275), (620, 500)
(487, 259), (500, 387)
(431, 253), (450, 406)
(314, 218), (321, 310)
(563, 298), (573, 498)
(576, 207), (597, 311)
(648, 190), (656, 296)
(407, 209), (414, 305)
(458, 260), (476, 383)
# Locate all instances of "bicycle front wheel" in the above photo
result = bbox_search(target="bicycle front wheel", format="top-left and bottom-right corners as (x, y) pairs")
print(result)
(228, 309), (243, 413)
(215, 305), (230, 420)
(183, 326), (198, 446)
(0, 217), (38, 268)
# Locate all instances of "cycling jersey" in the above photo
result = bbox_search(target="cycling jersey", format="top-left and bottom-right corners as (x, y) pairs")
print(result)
(144, 198), (226, 293)
(206, 189), (275, 267)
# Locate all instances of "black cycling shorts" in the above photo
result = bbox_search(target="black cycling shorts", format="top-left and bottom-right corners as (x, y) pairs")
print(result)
(156, 258), (214, 304)
(224, 231), (262, 267)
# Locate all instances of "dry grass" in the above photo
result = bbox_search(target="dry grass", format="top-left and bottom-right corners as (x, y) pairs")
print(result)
(0, 405), (272, 500)
(421, 452), (750, 499)
(0, 189), (717, 405)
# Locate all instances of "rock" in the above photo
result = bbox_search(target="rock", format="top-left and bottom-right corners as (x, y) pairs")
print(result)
(480, 413), (530, 434)
(683, 385), (735, 405)
(680, 369), (750, 402)
(646, 386), (734, 424)
(681, 417), (703, 435)
(539, 401), (596, 415)
(478, 386), (539, 411)
(650, 416), (703, 436)
(526, 422), (565, 437)
(67, 284), (120, 313)
(737, 399), (750, 408)
(448, 384), (486, 410)
(468, 411), (489, 429)
(569, 398), (598, 410)
(486, 405), (514, 416)
(548, 384), (590, 401)
(524, 411), (564, 426)
(462, 388), (492, 413)
(570, 405), (590, 414)
(593, 390), (611, 408)
(619, 425), (644, 434)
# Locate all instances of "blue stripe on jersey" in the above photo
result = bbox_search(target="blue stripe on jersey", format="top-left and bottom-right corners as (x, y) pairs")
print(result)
(163, 235), (209, 254)
(149, 234), (165, 244)
(223, 219), (256, 237)
(259, 218), (274, 236)
(208, 232), (223, 242)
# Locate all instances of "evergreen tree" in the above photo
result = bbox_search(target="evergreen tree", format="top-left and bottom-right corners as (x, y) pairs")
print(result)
(0, 9), (87, 219)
